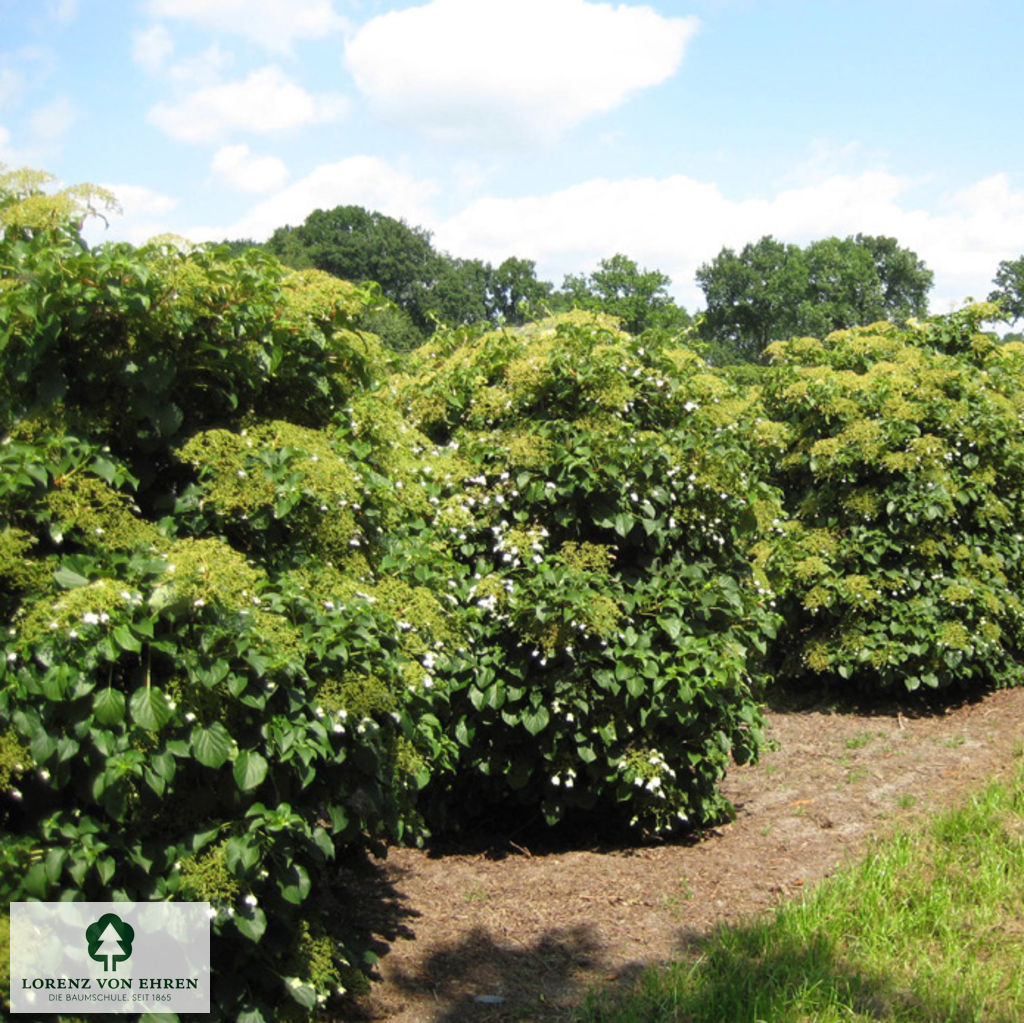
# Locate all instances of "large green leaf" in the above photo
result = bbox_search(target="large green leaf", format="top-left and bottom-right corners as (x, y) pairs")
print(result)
(129, 686), (172, 731)
(192, 722), (233, 769)
(233, 750), (268, 792)
(93, 687), (126, 726)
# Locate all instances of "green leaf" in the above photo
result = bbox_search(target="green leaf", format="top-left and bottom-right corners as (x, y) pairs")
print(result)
(54, 567), (90, 589)
(225, 836), (261, 875)
(521, 706), (549, 736)
(193, 722), (233, 769)
(112, 624), (142, 653)
(93, 687), (126, 726)
(283, 976), (317, 1009)
(234, 904), (267, 943)
(129, 686), (173, 731)
(278, 863), (311, 905)
(613, 512), (634, 537)
(233, 750), (268, 792)
(660, 617), (683, 641)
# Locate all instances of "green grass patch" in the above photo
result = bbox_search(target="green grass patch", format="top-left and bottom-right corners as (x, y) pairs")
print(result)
(578, 768), (1024, 1022)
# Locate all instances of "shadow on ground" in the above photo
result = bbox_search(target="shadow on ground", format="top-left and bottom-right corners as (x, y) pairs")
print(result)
(346, 924), (608, 1021)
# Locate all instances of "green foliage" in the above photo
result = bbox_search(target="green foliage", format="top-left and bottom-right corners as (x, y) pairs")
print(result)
(989, 253), (1024, 324)
(394, 312), (780, 835)
(697, 234), (933, 364)
(258, 205), (555, 348)
(0, 166), (418, 1020)
(560, 253), (691, 336)
(8, 164), (1024, 1018)
(761, 304), (1024, 693)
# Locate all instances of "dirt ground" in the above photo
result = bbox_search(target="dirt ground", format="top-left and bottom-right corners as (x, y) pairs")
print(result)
(340, 686), (1024, 1022)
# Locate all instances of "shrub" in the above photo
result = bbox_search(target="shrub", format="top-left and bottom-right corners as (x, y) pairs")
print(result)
(761, 307), (1024, 693)
(0, 168), (419, 1019)
(395, 314), (783, 835)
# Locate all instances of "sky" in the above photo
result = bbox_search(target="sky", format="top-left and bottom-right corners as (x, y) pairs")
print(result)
(2, 0), (1023, 313)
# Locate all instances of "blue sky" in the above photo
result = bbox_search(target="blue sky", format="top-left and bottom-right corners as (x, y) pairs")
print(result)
(2, 0), (1023, 312)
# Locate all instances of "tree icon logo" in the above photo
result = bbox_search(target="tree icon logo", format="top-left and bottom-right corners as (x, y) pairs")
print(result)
(86, 913), (135, 972)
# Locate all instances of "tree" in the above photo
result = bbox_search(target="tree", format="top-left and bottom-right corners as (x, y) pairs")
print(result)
(989, 255), (1024, 324)
(697, 234), (933, 363)
(854, 233), (932, 321)
(696, 236), (807, 363)
(424, 256), (492, 328)
(266, 205), (440, 327)
(560, 253), (690, 335)
(488, 256), (553, 325)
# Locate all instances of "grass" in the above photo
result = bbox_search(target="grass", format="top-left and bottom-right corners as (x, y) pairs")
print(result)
(578, 767), (1024, 1022)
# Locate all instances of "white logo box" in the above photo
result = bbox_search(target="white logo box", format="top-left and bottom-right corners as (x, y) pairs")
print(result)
(10, 901), (210, 1014)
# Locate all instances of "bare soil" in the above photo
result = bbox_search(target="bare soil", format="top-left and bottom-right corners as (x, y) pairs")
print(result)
(340, 686), (1024, 1022)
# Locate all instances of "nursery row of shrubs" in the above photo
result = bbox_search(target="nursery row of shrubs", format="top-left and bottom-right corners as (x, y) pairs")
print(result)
(2, 169), (1022, 1019)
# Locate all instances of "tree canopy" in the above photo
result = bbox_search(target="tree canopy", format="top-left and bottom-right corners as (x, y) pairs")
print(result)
(560, 253), (691, 335)
(989, 255), (1024, 324)
(696, 234), (933, 363)
(262, 205), (554, 349)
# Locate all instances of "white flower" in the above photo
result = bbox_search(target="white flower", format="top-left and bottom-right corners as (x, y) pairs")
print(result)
(244, 894), (258, 907)
(5, 652), (15, 663)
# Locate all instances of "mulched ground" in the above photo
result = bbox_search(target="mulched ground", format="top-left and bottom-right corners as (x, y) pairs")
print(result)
(339, 685), (1024, 1022)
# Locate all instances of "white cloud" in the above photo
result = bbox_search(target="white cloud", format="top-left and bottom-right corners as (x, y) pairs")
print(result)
(189, 156), (439, 241)
(145, 0), (348, 53)
(48, 0), (78, 24)
(82, 183), (179, 247)
(433, 168), (1024, 312)
(345, 0), (698, 145)
(167, 44), (235, 88)
(91, 153), (1024, 320)
(27, 95), (76, 144)
(211, 144), (289, 193)
(0, 67), (25, 111)
(147, 65), (347, 143)
(133, 25), (175, 73)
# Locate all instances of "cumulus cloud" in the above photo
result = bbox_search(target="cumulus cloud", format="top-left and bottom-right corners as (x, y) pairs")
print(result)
(345, 0), (698, 145)
(145, 0), (348, 53)
(189, 156), (439, 241)
(132, 25), (175, 73)
(211, 144), (289, 193)
(432, 168), (1024, 311)
(147, 65), (347, 143)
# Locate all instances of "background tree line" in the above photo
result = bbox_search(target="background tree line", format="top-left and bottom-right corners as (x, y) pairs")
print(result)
(229, 207), (1024, 360)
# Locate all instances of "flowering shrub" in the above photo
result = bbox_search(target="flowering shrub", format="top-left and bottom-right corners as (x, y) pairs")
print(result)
(0, 169), (418, 1020)
(761, 307), (1024, 692)
(395, 314), (783, 835)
